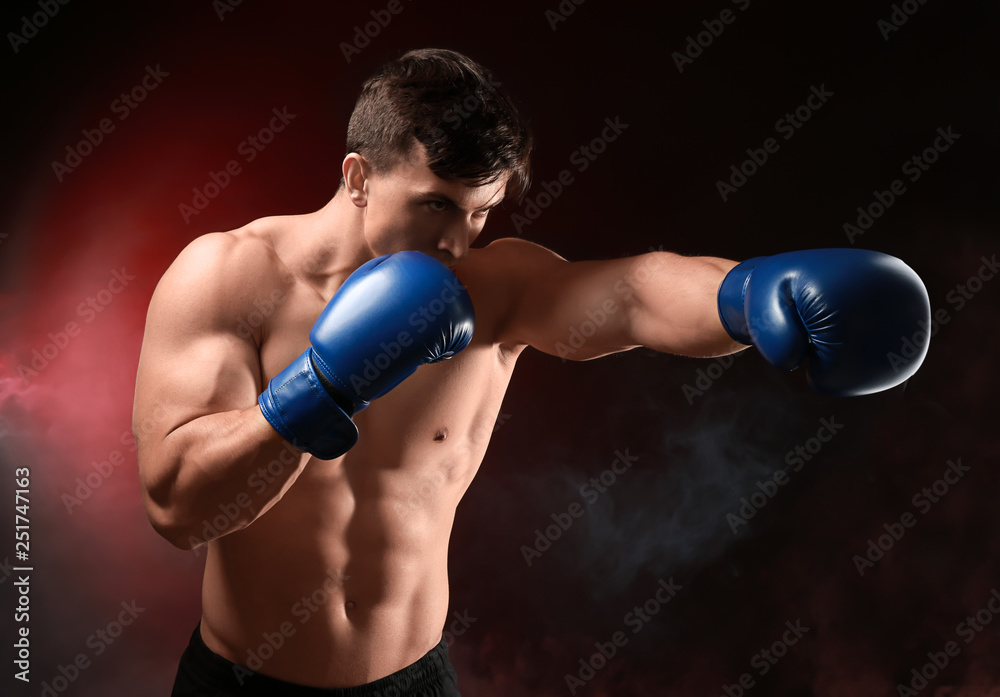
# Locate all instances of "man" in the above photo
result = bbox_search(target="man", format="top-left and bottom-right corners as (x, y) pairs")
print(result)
(133, 48), (929, 696)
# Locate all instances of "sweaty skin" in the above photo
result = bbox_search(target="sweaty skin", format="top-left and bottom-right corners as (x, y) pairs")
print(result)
(134, 146), (743, 688)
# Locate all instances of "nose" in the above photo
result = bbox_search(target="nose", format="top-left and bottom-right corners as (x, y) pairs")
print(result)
(437, 226), (471, 265)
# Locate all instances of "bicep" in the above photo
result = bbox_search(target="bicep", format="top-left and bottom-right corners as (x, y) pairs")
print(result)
(505, 250), (642, 361)
(134, 313), (261, 443)
(132, 237), (264, 479)
(625, 253), (744, 358)
(497, 239), (742, 360)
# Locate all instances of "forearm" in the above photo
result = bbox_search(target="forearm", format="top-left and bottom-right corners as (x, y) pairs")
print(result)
(627, 252), (747, 358)
(140, 405), (307, 550)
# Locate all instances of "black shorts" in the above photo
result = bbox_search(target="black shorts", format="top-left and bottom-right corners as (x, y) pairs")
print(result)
(170, 623), (461, 697)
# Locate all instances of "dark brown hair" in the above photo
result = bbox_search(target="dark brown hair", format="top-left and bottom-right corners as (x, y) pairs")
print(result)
(346, 48), (532, 202)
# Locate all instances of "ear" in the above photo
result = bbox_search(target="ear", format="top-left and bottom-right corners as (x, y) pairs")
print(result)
(342, 153), (369, 207)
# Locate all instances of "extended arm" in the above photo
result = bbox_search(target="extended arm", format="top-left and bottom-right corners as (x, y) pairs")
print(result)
(493, 239), (930, 395)
(493, 238), (746, 360)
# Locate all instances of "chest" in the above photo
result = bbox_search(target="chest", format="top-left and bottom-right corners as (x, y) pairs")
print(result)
(254, 273), (515, 460)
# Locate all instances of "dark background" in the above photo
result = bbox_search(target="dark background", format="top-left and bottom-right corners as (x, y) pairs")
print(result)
(1, 1), (998, 695)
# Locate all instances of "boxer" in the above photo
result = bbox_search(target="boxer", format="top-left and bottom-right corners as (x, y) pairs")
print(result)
(133, 48), (929, 696)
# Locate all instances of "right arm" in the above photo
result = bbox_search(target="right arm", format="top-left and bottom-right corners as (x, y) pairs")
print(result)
(133, 233), (307, 550)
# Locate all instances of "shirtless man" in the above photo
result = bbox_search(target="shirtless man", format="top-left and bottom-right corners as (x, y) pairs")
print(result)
(134, 49), (930, 696)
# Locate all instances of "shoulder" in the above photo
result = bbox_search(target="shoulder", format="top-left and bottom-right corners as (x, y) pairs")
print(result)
(464, 237), (567, 269)
(457, 237), (567, 294)
(455, 237), (569, 347)
(168, 219), (288, 281)
(148, 224), (289, 335)
(161, 231), (277, 296)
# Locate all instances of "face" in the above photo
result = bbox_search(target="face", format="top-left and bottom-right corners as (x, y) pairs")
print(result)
(348, 146), (508, 267)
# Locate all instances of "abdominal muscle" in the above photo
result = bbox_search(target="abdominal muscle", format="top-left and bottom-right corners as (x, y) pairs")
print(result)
(198, 341), (517, 688)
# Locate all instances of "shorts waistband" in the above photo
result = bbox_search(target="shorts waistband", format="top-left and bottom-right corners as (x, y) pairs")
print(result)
(185, 622), (454, 696)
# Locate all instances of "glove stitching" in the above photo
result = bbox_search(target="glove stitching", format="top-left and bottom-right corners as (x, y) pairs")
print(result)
(271, 365), (310, 421)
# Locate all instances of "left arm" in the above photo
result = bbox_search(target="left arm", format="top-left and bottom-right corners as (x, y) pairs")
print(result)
(487, 238), (747, 360)
(480, 238), (929, 395)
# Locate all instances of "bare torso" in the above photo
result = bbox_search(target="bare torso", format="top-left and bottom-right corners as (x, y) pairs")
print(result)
(197, 214), (521, 687)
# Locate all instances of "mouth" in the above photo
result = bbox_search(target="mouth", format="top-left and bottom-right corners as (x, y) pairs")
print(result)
(412, 248), (462, 270)
(436, 254), (460, 270)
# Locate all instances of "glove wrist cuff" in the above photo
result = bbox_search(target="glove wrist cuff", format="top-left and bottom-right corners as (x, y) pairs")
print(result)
(717, 257), (764, 345)
(258, 349), (359, 460)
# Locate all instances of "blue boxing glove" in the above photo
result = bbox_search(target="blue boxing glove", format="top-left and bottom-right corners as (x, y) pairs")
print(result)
(717, 248), (930, 396)
(258, 251), (475, 459)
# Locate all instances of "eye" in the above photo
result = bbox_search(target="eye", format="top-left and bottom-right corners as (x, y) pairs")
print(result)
(426, 200), (448, 212)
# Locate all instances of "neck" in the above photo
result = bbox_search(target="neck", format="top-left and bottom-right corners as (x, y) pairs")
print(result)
(284, 188), (373, 296)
